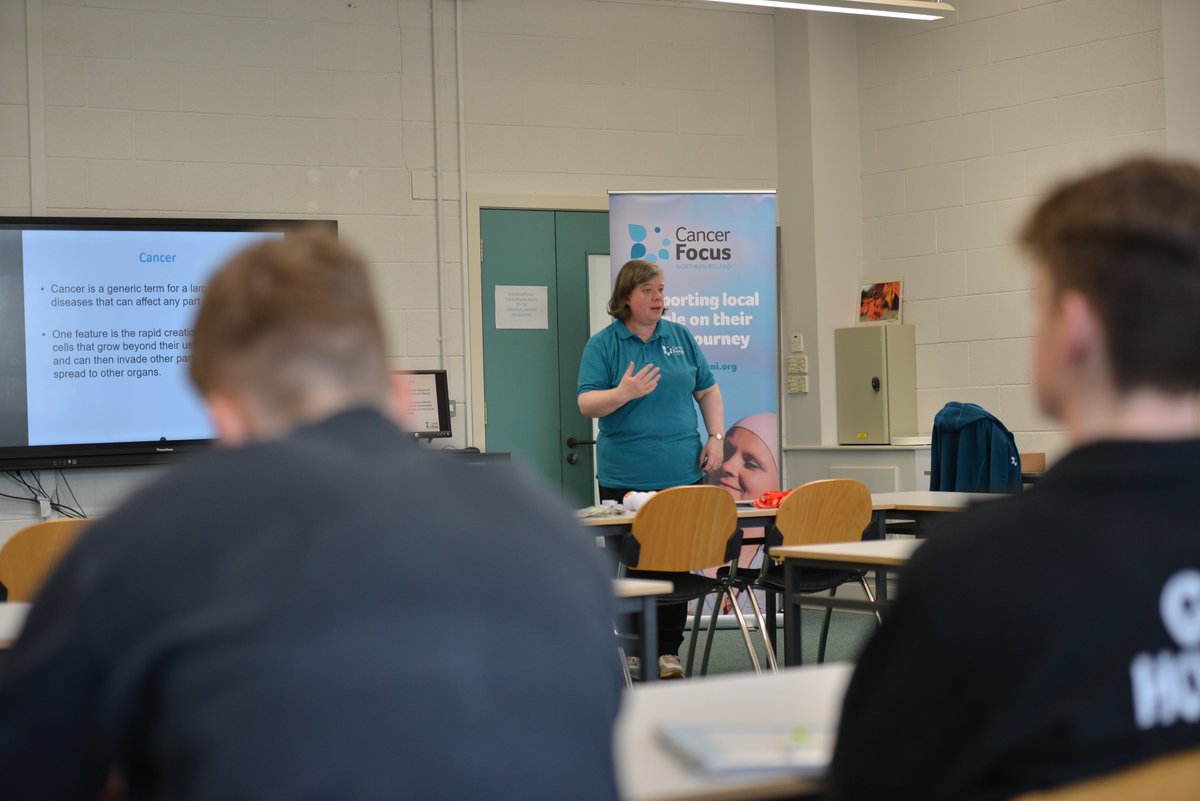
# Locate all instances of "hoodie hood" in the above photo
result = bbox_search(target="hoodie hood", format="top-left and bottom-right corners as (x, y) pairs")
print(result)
(933, 401), (1001, 433)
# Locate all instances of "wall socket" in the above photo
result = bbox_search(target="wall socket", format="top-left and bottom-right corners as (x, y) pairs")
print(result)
(787, 375), (809, 394)
(789, 333), (804, 353)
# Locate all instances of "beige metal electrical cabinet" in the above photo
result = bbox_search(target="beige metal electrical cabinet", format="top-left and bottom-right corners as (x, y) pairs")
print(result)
(835, 325), (916, 445)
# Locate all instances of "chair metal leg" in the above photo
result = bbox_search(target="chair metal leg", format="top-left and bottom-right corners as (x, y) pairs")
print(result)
(765, 589), (778, 651)
(744, 584), (779, 672)
(726, 587), (763, 675)
(817, 585), (836, 664)
(684, 597), (706, 678)
(859, 575), (883, 625)
(617, 645), (633, 687)
(699, 592), (723, 676)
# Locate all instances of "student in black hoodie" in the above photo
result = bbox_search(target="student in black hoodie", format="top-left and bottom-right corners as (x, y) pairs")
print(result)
(832, 158), (1200, 801)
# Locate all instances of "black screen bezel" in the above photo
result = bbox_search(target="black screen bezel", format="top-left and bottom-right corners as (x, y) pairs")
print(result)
(397, 369), (452, 440)
(0, 216), (336, 470)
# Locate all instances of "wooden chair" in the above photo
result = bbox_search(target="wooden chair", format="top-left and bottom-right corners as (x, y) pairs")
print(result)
(0, 519), (89, 601)
(735, 479), (876, 672)
(1012, 746), (1200, 801)
(1019, 452), (1047, 473)
(623, 485), (760, 677)
(1020, 451), (1047, 488)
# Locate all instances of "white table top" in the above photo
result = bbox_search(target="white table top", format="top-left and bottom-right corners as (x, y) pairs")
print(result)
(0, 602), (31, 649)
(771, 538), (923, 567)
(580, 505), (777, 528)
(581, 490), (996, 528)
(616, 662), (853, 801)
(614, 578), (674, 598)
(870, 490), (997, 511)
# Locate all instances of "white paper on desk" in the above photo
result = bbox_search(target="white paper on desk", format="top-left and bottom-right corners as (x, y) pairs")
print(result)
(657, 723), (836, 776)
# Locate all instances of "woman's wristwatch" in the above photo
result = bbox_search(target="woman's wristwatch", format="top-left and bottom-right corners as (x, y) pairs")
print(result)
(709, 432), (723, 440)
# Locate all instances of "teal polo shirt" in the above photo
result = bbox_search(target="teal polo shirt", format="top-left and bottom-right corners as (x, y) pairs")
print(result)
(577, 318), (716, 490)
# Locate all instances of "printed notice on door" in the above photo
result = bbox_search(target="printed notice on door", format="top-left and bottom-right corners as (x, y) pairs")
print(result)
(495, 285), (548, 330)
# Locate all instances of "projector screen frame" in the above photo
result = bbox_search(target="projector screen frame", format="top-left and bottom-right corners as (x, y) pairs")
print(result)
(0, 215), (336, 472)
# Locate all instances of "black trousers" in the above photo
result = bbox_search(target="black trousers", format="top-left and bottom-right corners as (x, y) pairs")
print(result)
(599, 483), (688, 657)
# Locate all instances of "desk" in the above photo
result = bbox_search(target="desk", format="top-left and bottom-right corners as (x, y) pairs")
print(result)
(0, 602), (30, 649)
(866, 491), (995, 537)
(581, 506), (778, 548)
(614, 578), (673, 683)
(616, 662), (853, 801)
(582, 492), (994, 542)
(585, 492), (991, 654)
(772, 539), (923, 667)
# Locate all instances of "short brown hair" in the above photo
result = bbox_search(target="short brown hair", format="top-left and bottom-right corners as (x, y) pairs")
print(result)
(1022, 157), (1200, 394)
(189, 230), (389, 418)
(607, 259), (662, 321)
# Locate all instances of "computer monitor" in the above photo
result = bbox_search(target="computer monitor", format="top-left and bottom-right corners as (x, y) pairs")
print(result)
(393, 369), (452, 439)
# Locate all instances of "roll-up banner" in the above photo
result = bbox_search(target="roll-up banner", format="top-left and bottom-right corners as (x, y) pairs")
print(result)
(608, 191), (779, 503)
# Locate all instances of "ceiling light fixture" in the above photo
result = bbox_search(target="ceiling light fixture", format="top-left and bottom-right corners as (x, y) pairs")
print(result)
(693, 0), (956, 21)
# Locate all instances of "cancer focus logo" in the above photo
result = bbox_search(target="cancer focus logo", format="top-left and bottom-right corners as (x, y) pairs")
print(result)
(628, 224), (671, 264)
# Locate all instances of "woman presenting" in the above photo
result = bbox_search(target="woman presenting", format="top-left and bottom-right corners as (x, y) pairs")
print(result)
(577, 258), (724, 679)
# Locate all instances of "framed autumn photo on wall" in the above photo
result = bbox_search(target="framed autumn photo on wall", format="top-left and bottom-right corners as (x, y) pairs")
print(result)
(858, 280), (902, 324)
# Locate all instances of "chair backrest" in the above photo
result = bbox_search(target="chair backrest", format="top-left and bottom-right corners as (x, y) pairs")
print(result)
(773, 479), (872, 548)
(1011, 746), (1200, 801)
(1020, 451), (1046, 473)
(629, 485), (738, 572)
(0, 519), (89, 601)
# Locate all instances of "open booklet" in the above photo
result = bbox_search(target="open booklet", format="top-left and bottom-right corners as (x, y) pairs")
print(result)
(658, 723), (836, 776)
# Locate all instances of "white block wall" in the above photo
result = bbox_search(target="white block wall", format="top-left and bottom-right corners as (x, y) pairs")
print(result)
(461, 0), (777, 195)
(0, 1), (30, 212)
(0, 0), (778, 538)
(857, 0), (1165, 459)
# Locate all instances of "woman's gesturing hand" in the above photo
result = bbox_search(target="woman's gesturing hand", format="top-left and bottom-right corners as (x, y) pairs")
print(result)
(619, 361), (660, 401)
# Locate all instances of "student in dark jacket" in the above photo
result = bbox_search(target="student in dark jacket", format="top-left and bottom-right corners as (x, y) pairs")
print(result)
(0, 232), (622, 801)
(832, 158), (1200, 801)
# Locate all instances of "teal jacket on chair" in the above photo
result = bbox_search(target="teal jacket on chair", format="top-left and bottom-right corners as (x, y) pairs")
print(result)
(930, 402), (1022, 493)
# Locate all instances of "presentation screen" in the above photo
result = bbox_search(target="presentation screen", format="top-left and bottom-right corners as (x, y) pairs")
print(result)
(0, 217), (334, 470)
(393, 369), (452, 439)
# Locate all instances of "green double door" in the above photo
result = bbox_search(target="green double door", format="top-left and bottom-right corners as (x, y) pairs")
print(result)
(480, 209), (608, 508)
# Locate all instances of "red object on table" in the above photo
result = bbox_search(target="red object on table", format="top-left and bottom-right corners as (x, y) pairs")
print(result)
(753, 489), (794, 509)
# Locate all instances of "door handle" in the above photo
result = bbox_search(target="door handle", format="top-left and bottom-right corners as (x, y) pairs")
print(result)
(566, 437), (596, 449)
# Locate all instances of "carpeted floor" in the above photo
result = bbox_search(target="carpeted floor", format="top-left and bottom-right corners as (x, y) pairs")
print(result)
(675, 608), (878, 676)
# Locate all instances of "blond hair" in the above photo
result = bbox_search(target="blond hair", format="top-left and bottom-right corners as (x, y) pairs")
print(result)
(189, 230), (389, 421)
